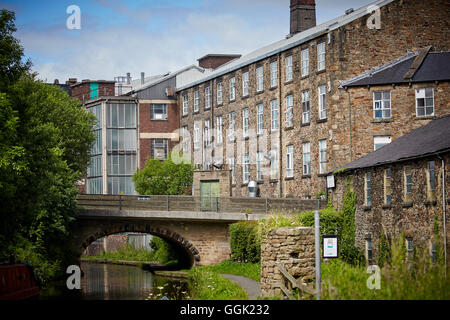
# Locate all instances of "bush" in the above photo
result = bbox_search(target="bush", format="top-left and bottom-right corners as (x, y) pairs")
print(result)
(297, 204), (342, 236)
(229, 221), (260, 263)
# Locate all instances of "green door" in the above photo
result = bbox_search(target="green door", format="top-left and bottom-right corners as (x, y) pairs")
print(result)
(90, 82), (99, 99)
(200, 180), (220, 211)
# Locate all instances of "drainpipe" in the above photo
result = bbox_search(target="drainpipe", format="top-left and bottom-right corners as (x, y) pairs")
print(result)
(346, 87), (353, 161)
(278, 53), (283, 198)
(437, 154), (447, 269)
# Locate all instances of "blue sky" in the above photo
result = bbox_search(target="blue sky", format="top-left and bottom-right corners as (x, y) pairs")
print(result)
(1, 0), (375, 82)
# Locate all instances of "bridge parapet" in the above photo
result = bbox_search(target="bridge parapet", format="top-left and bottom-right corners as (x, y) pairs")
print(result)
(76, 195), (326, 215)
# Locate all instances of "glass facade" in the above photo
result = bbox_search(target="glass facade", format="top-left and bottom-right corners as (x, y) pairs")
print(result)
(87, 104), (103, 194)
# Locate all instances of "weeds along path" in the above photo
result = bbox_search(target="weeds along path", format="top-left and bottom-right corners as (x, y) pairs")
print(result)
(221, 274), (260, 300)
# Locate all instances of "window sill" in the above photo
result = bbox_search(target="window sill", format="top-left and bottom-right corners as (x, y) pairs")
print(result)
(300, 75), (309, 80)
(284, 126), (294, 131)
(402, 202), (413, 208)
(316, 69), (326, 75)
(316, 118), (327, 123)
(302, 175), (311, 179)
(257, 180), (265, 185)
(150, 119), (168, 122)
(269, 179), (279, 184)
(285, 177), (294, 181)
(229, 99), (236, 103)
(182, 114), (189, 118)
(363, 206), (372, 211)
(241, 183), (249, 187)
(204, 107), (211, 111)
(216, 103), (223, 107)
(241, 95), (249, 100)
(382, 204), (392, 210)
(255, 90), (265, 95)
(371, 118), (393, 123)
(415, 115), (435, 120)
(317, 173), (328, 177)
(285, 80), (294, 85)
(425, 200), (437, 206)
(300, 122), (310, 127)
(193, 111), (200, 115)
(269, 86), (278, 91)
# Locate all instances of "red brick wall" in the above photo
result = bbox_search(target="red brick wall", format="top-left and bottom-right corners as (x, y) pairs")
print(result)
(71, 82), (115, 102)
(198, 55), (241, 69)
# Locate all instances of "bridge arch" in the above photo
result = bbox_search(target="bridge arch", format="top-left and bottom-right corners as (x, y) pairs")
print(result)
(79, 222), (201, 269)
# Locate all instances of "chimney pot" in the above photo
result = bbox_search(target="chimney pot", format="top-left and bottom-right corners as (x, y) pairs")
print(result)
(141, 72), (145, 85)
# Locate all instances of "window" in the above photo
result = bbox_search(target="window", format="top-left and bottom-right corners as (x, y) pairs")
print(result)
(319, 139), (327, 174)
(374, 136), (391, 151)
(365, 172), (372, 206)
(150, 104), (167, 120)
(301, 48), (309, 77)
(151, 139), (168, 160)
(285, 95), (293, 127)
(270, 61), (278, 88)
(229, 112), (236, 142)
(194, 89), (199, 113)
(257, 152), (263, 181)
(318, 85), (326, 119)
(87, 104), (103, 194)
(317, 42), (326, 71)
(428, 160), (436, 192)
(366, 239), (373, 264)
(302, 142), (311, 175)
(286, 145), (294, 178)
(229, 77), (236, 101)
(204, 119), (211, 148)
(216, 116), (223, 145)
(243, 154), (250, 183)
(270, 150), (278, 179)
(229, 157), (235, 184)
(217, 82), (223, 105)
(271, 99), (279, 130)
(384, 168), (392, 205)
(182, 93), (188, 116)
(302, 90), (310, 124)
(256, 66), (264, 92)
(205, 86), (211, 110)
(431, 242), (437, 263)
(182, 126), (189, 154)
(373, 91), (391, 119)
(243, 108), (249, 137)
(404, 166), (412, 203)
(257, 103), (263, 134)
(193, 122), (200, 150)
(242, 72), (249, 97)
(285, 55), (293, 82)
(406, 238), (414, 261)
(416, 88), (434, 116)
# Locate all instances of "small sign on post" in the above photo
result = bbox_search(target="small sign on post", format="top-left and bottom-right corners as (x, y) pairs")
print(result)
(323, 234), (339, 259)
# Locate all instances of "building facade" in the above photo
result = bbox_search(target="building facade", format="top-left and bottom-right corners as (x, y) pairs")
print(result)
(177, 0), (450, 198)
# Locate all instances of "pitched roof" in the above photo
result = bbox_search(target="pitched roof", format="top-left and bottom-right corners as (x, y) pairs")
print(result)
(334, 115), (450, 172)
(340, 51), (450, 88)
(177, 0), (395, 91)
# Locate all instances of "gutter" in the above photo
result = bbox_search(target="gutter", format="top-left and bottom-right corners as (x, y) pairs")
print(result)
(437, 154), (447, 269)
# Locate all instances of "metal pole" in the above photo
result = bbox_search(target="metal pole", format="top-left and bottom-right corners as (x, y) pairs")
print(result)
(314, 201), (321, 300)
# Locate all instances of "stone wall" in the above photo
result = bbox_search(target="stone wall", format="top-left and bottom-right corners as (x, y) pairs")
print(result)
(260, 227), (315, 298)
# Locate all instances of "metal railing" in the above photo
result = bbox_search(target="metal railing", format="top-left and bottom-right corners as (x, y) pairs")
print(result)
(76, 194), (326, 214)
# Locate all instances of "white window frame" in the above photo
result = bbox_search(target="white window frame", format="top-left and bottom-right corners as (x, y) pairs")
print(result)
(216, 116), (223, 145)
(415, 88), (434, 117)
(205, 86), (211, 110)
(150, 104), (167, 120)
(301, 48), (309, 77)
(193, 122), (200, 150)
(285, 95), (293, 127)
(229, 112), (236, 142)
(256, 66), (264, 92)
(373, 91), (391, 119)
(271, 99), (279, 131)
(319, 139), (327, 174)
(194, 89), (199, 113)
(365, 172), (372, 206)
(243, 154), (250, 183)
(257, 103), (263, 135)
(302, 90), (310, 124)
(270, 61), (278, 88)
(302, 142), (311, 175)
(217, 82), (223, 105)
(317, 42), (326, 71)
(229, 77), (236, 101)
(285, 55), (293, 82)
(256, 152), (263, 181)
(242, 71), (249, 97)
(182, 93), (188, 116)
(204, 119), (211, 148)
(318, 85), (326, 119)
(182, 126), (189, 154)
(270, 150), (278, 179)
(243, 108), (249, 137)
(286, 145), (294, 178)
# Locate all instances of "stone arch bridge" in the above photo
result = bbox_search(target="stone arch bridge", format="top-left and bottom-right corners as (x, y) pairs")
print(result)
(74, 195), (324, 268)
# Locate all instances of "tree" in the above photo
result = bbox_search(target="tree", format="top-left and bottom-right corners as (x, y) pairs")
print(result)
(0, 10), (96, 283)
(133, 158), (194, 195)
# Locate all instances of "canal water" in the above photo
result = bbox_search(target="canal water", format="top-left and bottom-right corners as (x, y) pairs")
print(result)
(39, 261), (190, 300)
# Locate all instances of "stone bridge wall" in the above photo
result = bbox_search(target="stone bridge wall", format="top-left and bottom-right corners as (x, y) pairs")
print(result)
(260, 227), (315, 298)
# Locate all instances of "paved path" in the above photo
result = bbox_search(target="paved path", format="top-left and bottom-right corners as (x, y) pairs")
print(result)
(221, 274), (260, 300)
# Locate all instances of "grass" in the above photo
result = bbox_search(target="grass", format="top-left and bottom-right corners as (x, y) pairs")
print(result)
(86, 246), (157, 262)
(193, 260), (261, 282)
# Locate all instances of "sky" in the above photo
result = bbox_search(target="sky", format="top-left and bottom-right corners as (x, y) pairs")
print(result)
(1, 0), (375, 83)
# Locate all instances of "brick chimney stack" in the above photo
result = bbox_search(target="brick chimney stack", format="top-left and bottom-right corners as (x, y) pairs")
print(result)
(290, 0), (316, 35)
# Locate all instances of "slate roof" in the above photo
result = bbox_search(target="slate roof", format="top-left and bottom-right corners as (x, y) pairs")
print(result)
(334, 115), (450, 172)
(340, 51), (450, 87)
(177, 0), (395, 91)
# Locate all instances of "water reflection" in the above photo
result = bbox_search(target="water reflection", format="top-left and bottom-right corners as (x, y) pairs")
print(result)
(40, 262), (189, 300)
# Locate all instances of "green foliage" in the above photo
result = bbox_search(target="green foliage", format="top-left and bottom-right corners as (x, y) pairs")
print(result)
(148, 236), (178, 264)
(321, 235), (450, 300)
(196, 260), (261, 282)
(297, 204), (342, 236)
(0, 11), (95, 283)
(133, 157), (194, 195)
(377, 230), (391, 268)
(187, 268), (248, 300)
(229, 221), (260, 263)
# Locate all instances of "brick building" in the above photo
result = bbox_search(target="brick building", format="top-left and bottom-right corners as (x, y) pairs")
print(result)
(332, 116), (450, 265)
(177, 0), (450, 199)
